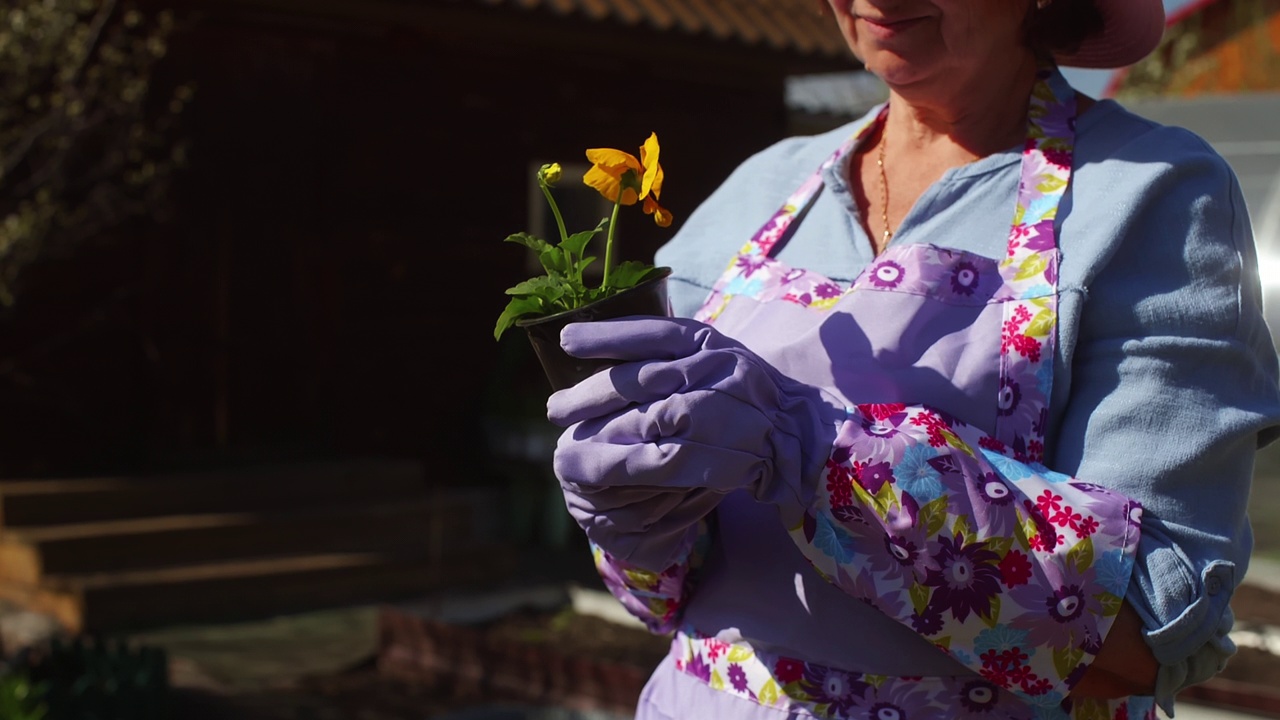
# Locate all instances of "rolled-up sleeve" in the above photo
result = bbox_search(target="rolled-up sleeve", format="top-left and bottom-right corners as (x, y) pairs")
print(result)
(1052, 127), (1280, 716)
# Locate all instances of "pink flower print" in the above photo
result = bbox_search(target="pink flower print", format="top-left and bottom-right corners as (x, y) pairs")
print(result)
(1001, 320), (1042, 362)
(1077, 516), (1099, 538)
(826, 461), (855, 508)
(1044, 147), (1072, 169)
(869, 260), (905, 289)
(775, 657), (805, 684)
(978, 435), (1008, 454)
(950, 261), (982, 296)
(781, 268), (806, 284)
(705, 638), (729, 661)
(999, 550), (1032, 588)
(1036, 490), (1063, 516)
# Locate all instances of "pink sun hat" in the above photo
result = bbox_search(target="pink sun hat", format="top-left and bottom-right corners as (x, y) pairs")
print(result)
(1054, 0), (1167, 68)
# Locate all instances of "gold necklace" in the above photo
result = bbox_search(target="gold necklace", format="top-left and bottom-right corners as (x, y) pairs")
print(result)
(877, 131), (893, 247)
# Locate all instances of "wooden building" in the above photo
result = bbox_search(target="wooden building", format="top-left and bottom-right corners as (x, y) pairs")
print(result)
(2, 0), (859, 480)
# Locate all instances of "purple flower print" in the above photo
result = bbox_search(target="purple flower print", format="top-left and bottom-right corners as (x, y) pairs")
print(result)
(857, 461), (896, 494)
(685, 654), (712, 683)
(924, 534), (1003, 623)
(838, 564), (908, 618)
(799, 664), (867, 715)
(856, 681), (938, 720)
(781, 268), (806, 284)
(734, 254), (768, 278)
(911, 606), (945, 636)
(869, 260), (905, 289)
(856, 411), (913, 464)
(950, 261), (981, 296)
(815, 281), (843, 299)
(969, 471), (1019, 537)
(1009, 564), (1104, 653)
(1023, 219), (1057, 251)
(996, 378), (1022, 418)
(727, 663), (749, 693)
(956, 679), (1003, 719)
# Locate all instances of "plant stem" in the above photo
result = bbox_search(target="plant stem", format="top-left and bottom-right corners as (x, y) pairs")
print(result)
(541, 183), (569, 245)
(602, 193), (622, 290)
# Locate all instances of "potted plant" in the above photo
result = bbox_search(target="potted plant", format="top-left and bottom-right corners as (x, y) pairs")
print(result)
(494, 133), (676, 391)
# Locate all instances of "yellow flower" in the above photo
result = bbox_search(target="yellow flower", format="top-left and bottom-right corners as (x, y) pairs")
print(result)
(584, 132), (673, 227)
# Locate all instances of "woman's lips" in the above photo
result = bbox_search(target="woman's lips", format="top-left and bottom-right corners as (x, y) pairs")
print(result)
(857, 15), (926, 39)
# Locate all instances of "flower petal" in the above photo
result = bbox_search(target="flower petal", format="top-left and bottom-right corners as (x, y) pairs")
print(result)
(639, 133), (661, 199)
(585, 147), (641, 173)
(584, 165), (638, 205)
(644, 196), (673, 227)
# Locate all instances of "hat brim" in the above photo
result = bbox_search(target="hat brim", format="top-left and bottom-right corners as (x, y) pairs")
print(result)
(1054, 0), (1167, 69)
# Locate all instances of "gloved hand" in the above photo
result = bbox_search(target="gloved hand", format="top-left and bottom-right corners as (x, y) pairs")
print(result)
(548, 317), (847, 568)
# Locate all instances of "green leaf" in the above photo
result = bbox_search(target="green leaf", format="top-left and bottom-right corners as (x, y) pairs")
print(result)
(494, 296), (546, 340)
(1014, 253), (1048, 282)
(980, 593), (1001, 628)
(1025, 309), (1057, 338)
(1067, 536), (1094, 574)
(1052, 643), (1084, 680)
(505, 275), (567, 301)
(604, 261), (659, 292)
(727, 646), (754, 663)
(504, 232), (552, 253)
(560, 218), (607, 258)
(909, 582), (931, 614)
(920, 496), (949, 537)
(1097, 591), (1122, 616)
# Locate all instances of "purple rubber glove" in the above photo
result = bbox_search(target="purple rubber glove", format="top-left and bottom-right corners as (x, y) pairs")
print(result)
(548, 317), (847, 570)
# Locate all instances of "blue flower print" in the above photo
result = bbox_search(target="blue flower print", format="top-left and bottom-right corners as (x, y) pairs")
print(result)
(973, 625), (1033, 658)
(814, 512), (856, 564)
(896, 444), (945, 503)
(1093, 549), (1134, 596)
(980, 449), (1033, 481)
(724, 274), (765, 297)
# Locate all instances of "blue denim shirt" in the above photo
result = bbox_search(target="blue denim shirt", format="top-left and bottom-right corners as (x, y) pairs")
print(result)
(654, 98), (1280, 715)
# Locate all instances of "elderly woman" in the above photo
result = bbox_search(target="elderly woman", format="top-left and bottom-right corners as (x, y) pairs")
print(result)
(547, 1), (1280, 718)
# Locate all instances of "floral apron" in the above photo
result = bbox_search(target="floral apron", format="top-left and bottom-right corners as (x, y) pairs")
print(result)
(658, 68), (1154, 720)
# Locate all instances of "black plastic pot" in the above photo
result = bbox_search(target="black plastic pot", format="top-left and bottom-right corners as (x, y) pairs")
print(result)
(517, 267), (673, 392)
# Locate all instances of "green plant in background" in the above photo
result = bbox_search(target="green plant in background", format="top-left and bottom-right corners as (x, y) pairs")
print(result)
(13, 636), (170, 720)
(0, 673), (49, 720)
(0, 0), (195, 306)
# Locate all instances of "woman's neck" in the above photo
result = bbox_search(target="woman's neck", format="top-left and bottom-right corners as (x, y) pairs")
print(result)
(883, 52), (1040, 164)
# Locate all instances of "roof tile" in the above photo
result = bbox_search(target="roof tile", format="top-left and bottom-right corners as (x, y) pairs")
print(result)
(486, 0), (847, 57)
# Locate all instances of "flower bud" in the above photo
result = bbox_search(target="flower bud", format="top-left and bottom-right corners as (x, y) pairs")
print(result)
(539, 163), (562, 186)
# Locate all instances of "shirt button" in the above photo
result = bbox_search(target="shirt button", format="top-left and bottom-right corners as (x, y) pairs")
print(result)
(1206, 575), (1223, 596)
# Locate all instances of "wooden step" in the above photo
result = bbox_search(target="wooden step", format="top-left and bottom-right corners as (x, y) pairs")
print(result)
(0, 458), (426, 528)
(0, 549), (512, 634)
(0, 495), (481, 584)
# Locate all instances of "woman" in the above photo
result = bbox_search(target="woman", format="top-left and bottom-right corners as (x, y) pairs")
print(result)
(548, 1), (1280, 718)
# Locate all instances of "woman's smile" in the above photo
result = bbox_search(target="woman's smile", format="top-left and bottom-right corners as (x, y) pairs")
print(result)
(856, 14), (928, 40)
